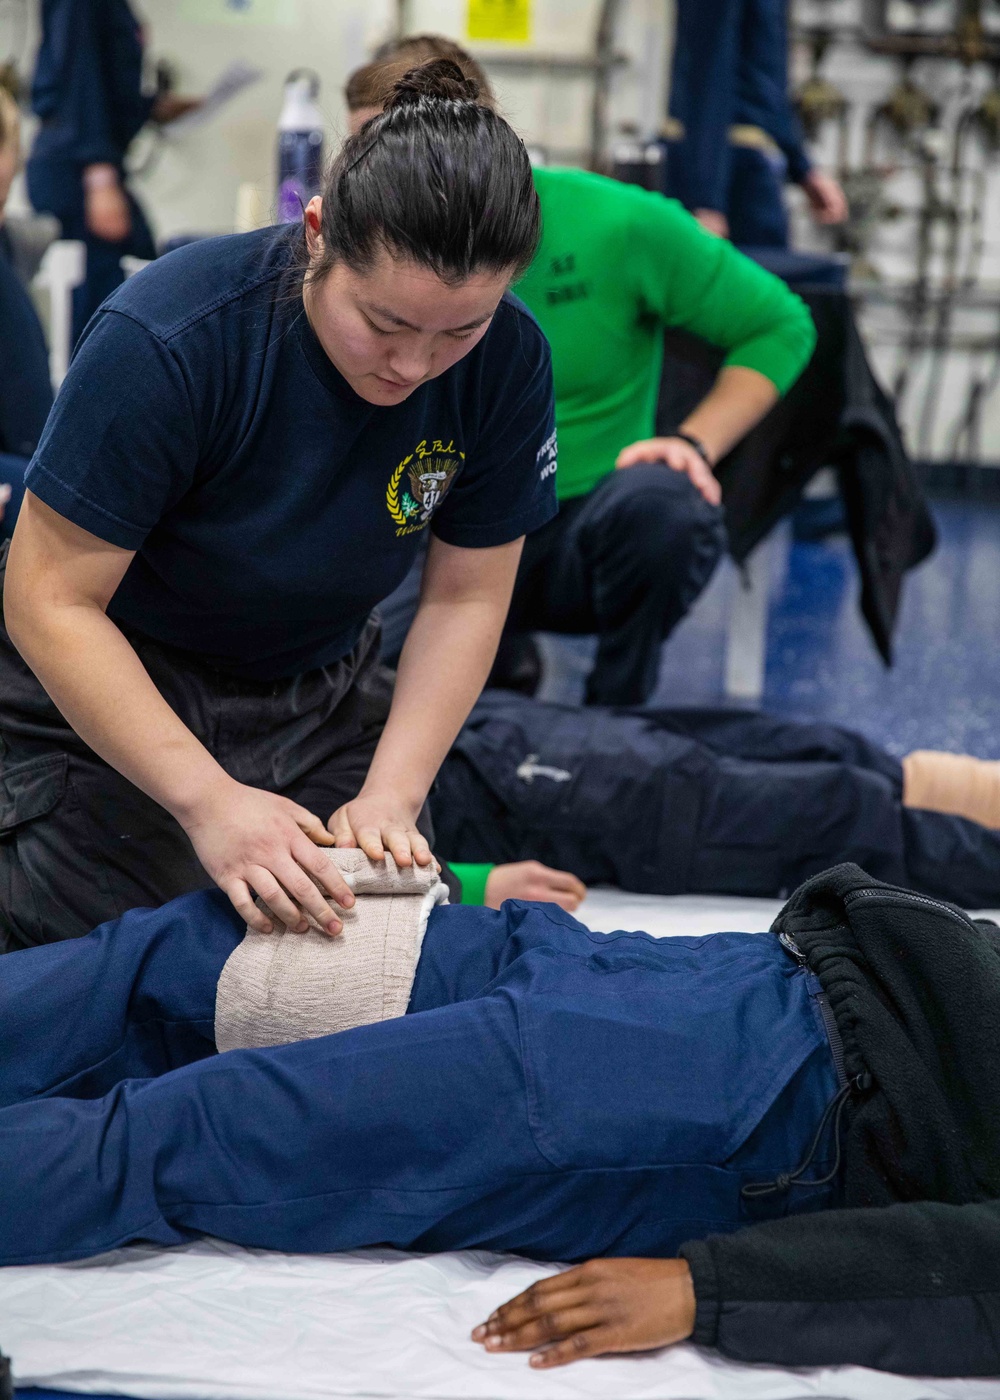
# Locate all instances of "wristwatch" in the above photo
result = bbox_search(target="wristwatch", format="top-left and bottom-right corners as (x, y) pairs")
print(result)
(665, 431), (714, 469)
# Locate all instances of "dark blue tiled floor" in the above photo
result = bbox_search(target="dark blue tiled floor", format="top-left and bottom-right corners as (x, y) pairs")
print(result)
(542, 496), (1000, 759)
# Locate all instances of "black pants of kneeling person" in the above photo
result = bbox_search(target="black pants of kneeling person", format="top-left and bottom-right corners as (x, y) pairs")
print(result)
(378, 468), (726, 705)
(509, 464), (725, 705)
(0, 545), (435, 951)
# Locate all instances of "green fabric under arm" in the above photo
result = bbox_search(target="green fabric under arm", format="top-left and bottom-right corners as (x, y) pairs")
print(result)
(449, 862), (495, 906)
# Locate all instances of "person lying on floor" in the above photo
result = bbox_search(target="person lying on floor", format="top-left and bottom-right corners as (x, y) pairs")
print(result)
(439, 690), (1000, 913)
(0, 856), (997, 1379)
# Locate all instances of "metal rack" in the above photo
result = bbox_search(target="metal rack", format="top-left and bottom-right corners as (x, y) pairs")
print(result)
(793, 0), (1000, 463)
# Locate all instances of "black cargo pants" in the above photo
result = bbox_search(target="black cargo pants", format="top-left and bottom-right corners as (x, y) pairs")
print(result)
(0, 542), (439, 951)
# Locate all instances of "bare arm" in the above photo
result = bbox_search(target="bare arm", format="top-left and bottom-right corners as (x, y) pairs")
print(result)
(328, 533), (523, 864)
(616, 365), (779, 504)
(4, 493), (356, 934)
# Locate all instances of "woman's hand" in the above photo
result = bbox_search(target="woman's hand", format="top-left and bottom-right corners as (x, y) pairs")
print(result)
(327, 788), (434, 869)
(473, 1258), (696, 1369)
(83, 172), (132, 243)
(616, 436), (721, 506)
(180, 778), (354, 936)
(485, 861), (586, 912)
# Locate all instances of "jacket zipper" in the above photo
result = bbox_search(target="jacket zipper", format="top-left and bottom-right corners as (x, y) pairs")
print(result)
(777, 927), (849, 1089)
(843, 886), (972, 933)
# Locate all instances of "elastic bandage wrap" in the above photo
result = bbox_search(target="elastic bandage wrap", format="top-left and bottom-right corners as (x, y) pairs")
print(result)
(902, 750), (1000, 831)
(215, 849), (448, 1052)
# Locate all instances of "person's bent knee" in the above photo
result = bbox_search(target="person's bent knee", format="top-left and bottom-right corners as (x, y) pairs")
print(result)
(601, 466), (726, 568)
(608, 464), (723, 533)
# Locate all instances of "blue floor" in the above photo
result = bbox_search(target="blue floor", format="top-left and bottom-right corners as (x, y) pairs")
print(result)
(540, 496), (1000, 759)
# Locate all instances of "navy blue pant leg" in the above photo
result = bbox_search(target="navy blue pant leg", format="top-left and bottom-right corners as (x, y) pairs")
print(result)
(0, 888), (243, 1107)
(510, 465), (726, 705)
(645, 707), (903, 781)
(0, 907), (550, 1266)
(902, 807), (1000, 908)
(0, 901), (839, 1268)
(728, 147), (790, 249)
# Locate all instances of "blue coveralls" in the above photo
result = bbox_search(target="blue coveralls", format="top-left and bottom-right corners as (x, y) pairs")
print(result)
(0, 892), (839, 1266)
(27, 0), (156, 343)
(0, 235), (54, 538)
(667, 0), (811, 247)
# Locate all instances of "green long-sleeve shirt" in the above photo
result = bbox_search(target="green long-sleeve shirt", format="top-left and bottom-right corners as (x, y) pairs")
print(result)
(450, 861), (493, 906)
(514, 167), (817, 501)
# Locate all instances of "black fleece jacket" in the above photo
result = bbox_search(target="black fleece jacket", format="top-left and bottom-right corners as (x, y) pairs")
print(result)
(679, 863), (1000, 1377)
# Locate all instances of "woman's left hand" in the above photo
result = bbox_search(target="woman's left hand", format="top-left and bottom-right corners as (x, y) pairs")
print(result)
(327, 789), (434, 869)
(472, 1258), (696, 1368)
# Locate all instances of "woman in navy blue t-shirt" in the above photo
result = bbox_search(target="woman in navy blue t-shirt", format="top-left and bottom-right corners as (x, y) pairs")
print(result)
(0, 60), (558, 950)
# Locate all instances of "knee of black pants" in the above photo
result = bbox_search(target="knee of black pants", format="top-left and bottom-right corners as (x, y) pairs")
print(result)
(599, 465), (726, 589)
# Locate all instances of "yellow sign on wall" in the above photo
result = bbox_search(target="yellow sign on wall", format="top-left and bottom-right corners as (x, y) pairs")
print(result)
(467, 0), (531, 44)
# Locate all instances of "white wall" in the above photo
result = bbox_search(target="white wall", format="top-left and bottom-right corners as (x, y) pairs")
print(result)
(125, 0), (669, 239)
(128, 0), (390, 240)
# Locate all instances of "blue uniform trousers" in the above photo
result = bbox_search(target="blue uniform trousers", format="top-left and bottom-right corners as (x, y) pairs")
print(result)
(0, 892), (839, 1266)
(728, 147), (790, 249)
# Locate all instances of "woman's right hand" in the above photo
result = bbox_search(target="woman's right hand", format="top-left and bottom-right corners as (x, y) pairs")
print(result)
(179, 778), (355, 936)
(85, 180), (132, 243)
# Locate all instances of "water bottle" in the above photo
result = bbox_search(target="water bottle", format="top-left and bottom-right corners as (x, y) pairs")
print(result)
(276, 69), (325, 224)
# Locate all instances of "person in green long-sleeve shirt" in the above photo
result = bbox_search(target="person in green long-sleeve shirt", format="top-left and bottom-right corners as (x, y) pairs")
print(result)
(506, 165), (815, 703)
(348, 39), (816, 706)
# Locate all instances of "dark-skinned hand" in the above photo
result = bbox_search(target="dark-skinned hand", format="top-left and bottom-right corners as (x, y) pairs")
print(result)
(472, 1257), (696, 1369)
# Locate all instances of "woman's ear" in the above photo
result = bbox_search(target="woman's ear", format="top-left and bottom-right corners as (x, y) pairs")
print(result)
(304, 195), (323, 254)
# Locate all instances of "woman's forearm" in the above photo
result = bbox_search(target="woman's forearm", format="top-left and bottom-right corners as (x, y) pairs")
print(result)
(365, 593), (504, 810)
(4, 500), (228, 823)
(363, 540), (520, 812)
(8, 597), (228, 820)
(680, 364), (779, 464)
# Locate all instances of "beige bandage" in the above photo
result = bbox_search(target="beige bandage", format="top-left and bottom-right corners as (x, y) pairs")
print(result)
(902, 751), (1000, 831)
(215, 849), (448, 1052)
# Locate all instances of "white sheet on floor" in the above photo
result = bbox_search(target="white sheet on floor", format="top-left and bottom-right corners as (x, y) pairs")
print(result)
(3, 892), (997, 1400)
(3, 1238), (995, 1400)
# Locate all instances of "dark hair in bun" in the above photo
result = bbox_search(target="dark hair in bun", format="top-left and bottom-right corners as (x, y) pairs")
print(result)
(385, 57), (479, 107)
(346, 36), (496, 114)
(308, 58), (539, 286)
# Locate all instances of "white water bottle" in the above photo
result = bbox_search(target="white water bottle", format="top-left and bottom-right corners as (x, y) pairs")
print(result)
(276, 69), (325, 223)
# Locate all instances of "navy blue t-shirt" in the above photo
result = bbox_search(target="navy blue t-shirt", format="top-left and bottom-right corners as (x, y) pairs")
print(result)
(26, 227), (558, 679)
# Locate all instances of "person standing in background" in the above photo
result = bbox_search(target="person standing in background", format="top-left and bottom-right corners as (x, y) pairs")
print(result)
(0, 82), (54, 541)
(26, 0), (200, 343)
(667, 0), (847, 245)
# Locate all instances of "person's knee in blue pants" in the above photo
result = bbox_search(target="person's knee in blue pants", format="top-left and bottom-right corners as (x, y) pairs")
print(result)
(0, 898), (839, 1268)
(577, 464), (726, 704)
